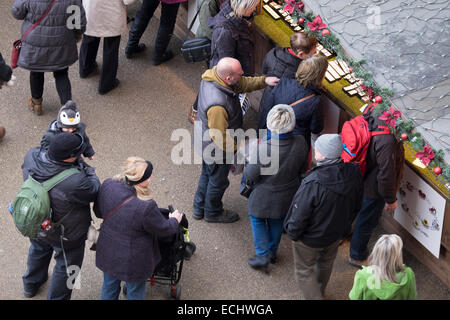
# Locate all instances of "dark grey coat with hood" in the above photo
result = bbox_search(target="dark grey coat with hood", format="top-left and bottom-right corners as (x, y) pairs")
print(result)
(284, 162), (363, 248)
(21, 147), (100, 249)
(11, 0), (86, 72)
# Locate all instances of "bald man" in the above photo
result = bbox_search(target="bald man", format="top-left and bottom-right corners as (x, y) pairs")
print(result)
(193, 57), (279, 223)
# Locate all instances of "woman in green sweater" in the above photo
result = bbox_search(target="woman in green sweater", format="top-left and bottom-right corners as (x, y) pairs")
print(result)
(349, 234), (417, 300)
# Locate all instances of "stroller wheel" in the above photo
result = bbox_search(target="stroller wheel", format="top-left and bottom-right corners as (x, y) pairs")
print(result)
(170, 284), (181, 300)
(184, 241), (196, 260)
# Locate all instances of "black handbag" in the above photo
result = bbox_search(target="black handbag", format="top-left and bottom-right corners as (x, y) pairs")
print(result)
(181, 8), (211, 63)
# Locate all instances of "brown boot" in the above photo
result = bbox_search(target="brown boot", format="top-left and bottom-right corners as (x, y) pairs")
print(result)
(27, 97), (43, 115)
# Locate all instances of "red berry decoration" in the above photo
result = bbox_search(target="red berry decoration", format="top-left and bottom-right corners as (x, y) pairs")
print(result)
(433, 166), (442, 175)
(374, 96), (383, 103)
(298, 18), (305, 24)
(321, 29), (330, 36)
(401, 133), (408, 141)
(349, 67), (353, 73)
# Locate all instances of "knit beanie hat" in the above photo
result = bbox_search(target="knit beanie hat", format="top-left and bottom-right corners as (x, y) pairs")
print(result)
(266, 104), (296, 134)
(48, 132), (83, 161)
(57, 101), (80, 129)
(315, 134), (343, 159)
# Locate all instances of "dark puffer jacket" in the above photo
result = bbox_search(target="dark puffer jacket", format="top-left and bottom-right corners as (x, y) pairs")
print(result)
(284, 162), (363, 248)
(258, 47), (302, 117)
(94, 179), (180, 283)
(259, 77), (323, 148)
(208, 1), (254, 75)
(364, 115), (405, 204)
(21, 147), (100, 249)
(0, 52), (12, 81)
(40, 121), (95, 158)
(11, 0), (86, 72)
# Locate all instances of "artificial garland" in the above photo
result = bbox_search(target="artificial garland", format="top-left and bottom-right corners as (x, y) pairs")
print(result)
(282, 0), (450, 186)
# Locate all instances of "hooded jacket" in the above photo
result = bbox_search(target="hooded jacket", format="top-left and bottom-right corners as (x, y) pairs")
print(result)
(21, 147), (100, 249)
(284, 162), (363, 248)
(258, 47), (302, 119)
(208, 1), (255, 75)
(259, 77), (323, 148)
(195, 66), (266, 158)
(349, 265), (417, 300)
(40, 121), (95, 158)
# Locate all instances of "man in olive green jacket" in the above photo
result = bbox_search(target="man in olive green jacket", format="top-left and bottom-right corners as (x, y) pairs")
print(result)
(193, 57), (279, 223)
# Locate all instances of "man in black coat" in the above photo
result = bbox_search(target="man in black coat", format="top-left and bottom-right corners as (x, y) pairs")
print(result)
(21, 133), (101, 300)
(284, 134), (363, 300)
(257, 32), (318, 128)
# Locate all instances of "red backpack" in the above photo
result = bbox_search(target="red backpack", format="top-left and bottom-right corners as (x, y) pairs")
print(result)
(340, 104), (391, 176)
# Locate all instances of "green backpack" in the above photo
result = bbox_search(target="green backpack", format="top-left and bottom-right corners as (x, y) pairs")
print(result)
(10, 168), (79, 238)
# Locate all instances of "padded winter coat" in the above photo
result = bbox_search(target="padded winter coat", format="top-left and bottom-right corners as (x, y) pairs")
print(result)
(11, 0), (86, 72)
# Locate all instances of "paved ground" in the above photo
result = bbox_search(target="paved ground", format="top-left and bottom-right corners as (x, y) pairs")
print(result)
(0, 1), (449, 300)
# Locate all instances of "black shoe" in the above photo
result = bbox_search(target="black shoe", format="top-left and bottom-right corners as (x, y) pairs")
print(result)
(98, 79), (120, 95)
(248, 255), (269, 270)
(152, 50), (174, 66)
(80, 62), (98, 78)
(125, 43), (146, 59)
(204, 210), (240, 223)
(192, 211), (204, 220)
(24, 276), (48, 298)
(269, 252), (277, 264)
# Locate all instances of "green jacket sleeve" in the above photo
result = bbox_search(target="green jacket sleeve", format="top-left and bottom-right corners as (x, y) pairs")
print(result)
(349, 270), (365, 300)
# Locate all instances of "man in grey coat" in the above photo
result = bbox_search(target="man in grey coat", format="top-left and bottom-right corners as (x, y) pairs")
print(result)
(11, 0), (86, 114)
(244, 104), (308, 270)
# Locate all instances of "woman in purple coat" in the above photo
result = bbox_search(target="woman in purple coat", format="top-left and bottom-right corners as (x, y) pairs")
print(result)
(94, 157), (183, 300)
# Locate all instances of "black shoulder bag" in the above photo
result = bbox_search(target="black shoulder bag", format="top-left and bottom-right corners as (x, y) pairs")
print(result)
(181, 8), (211, 63)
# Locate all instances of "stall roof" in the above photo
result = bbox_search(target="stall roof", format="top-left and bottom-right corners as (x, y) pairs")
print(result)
(303, 0), (450, 163)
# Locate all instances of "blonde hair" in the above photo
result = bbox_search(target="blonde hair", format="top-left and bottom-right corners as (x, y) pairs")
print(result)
(290, 32), (318, 55)
(113, 156), (153, 201)
(368, 234), (405, 284)
(230, 0), (259, 17)
(295, 55), (328, 88)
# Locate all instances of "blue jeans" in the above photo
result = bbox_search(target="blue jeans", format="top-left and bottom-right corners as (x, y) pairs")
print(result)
(350, 196), (386, 260)
(22, 238), (85, 300)
(193, 161), (231, 218)
(249, 214), (284, 257)
(101, 272), (146, 300)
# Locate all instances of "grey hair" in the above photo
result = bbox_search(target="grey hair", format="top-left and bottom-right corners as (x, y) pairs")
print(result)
(368, 234), (405, 284)
(266, 104), (295, 134)
(230, 0), (259, 17)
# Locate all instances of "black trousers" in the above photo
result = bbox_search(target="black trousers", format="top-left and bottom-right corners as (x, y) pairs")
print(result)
(30, 68), (71, 104)
(79, 35), (121, 93)
(128, 0), (180, 59)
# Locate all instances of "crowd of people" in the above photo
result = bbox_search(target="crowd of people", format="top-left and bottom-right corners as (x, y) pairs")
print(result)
(0, 0), (418, 300)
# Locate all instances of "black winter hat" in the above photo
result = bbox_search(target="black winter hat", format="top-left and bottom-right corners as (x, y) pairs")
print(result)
(48, 132), (84, 161)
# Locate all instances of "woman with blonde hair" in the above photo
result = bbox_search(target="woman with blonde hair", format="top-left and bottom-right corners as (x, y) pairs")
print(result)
(349, 234), (417, 300)
(93, 157), (183, 300)
(259, 55), (328, 153)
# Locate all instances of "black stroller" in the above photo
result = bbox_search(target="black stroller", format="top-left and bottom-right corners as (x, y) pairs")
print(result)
(122, 205), (196, 300)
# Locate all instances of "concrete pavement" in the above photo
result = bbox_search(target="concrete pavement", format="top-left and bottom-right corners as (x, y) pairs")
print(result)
(0, 1), (449, 300)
